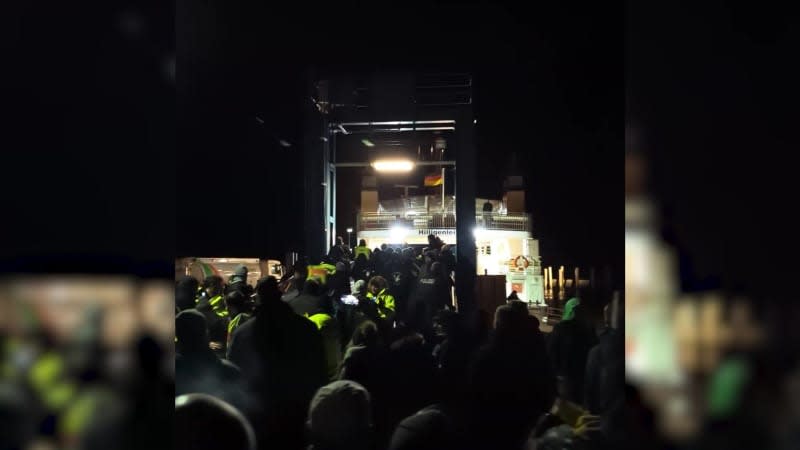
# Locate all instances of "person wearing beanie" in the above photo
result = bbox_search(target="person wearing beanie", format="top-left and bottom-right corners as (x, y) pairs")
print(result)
(227, 276), (327, 450)
(306, 380), (372, 450)
(175, 310), (243, 405)
(175, 393), (256, 450)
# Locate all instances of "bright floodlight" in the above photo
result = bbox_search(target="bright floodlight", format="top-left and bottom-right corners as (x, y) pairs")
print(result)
(371, 159), (415, 172)
(346, 227), (353, 233)
(390, 226), (409, 242)
(473, 227), (485, 239)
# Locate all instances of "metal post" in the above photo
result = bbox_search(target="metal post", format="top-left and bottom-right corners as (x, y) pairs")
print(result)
(574, 267), (580, 298)
(455, 110), (476, 316)
(441, 167), (445, 213)
(303, 71), (327, 263)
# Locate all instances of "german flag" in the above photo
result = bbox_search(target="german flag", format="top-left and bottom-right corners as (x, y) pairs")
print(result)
(424, 173), (443, 187)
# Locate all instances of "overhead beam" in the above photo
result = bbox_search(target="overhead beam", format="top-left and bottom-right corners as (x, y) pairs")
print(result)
(332, 127), (455, 134)
(334, 120), (456, 126)
(333, 161), (456, 168)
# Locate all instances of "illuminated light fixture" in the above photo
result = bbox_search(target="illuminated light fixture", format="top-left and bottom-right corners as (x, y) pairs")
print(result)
(362, 139), (375, 147)
(390, 226), (409, 243)
(371, 159), (415, 172)
(279, 139), (291, 147)
(346, 227), (353, 233)
(473, 227), (485, 239)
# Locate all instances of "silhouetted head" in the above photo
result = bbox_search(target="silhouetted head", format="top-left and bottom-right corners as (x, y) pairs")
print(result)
(234, 264), (248, 278)
(175, 309), (208, 353)
(225, 290), (247, 314)
(493, 304), (519, 331)
(176, 276), (199, 311)
(203, 275), (224, 297)
(350, 320), (380, 348)
(255, 276), (281, 305)
(307, 381), (372, 450)
(303, 278), (322, 296)
(175, 394), (256, 450)
(359, 239), (367, 247)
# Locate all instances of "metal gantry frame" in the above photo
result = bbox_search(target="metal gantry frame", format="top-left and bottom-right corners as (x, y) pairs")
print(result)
(304, 72), (477, 314)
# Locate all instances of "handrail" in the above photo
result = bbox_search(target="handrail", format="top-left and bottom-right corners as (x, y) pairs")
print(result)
(357, 212), (530, 233)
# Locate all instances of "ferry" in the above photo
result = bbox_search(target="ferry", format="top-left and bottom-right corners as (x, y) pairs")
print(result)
(356, 175), (545, 304)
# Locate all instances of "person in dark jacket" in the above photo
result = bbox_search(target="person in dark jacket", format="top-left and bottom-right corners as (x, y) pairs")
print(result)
(225, 290), (253, 347)
(226, 265), (254, 297)
(288, 278), (325, 316)
(176, 275), (199, 312)
(584, 303), (624, 416)
(381, 327), (439, 448)
(547, 298), (598, 405)
(195, 275), (229, 355)
(287, 279), (342, 381)
(175, 310), (245, 409)
(339, 320), (388, 385)
(306, 380), (372, 450)
(351, 253), (370, 283)
(280, 271), (304, 303)
(227, 276), (327, 450)
(175, 393), (256, 450)
(464, 305), (557, 450)
(406, 262), (452, 340)
(327, 236), (348, 263)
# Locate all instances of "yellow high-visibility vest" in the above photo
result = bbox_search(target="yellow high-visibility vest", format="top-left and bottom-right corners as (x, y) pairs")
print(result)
(367, 289), (395, 319)
(306, 263), (337, 285)
(354, 246), (372, 260)
(208, 295), (228, 317)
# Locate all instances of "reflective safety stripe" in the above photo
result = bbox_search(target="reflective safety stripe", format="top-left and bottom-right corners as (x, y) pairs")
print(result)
(306, 264), (337, 284)
(227, 312), (250, 334)
(354, 246), (371, 260)
(29, 353), (77, 412)
(208, 295), (228, 317)
(368, 289), (395, 319)
(306, 313), (333, 330)
(61, 391), (97, 437)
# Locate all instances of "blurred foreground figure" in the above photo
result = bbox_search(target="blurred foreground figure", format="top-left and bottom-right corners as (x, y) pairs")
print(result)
(227, 276), (327, 450)
(175, 309), (244, 408)
(306, 380), (372, 450)
(175, 393), (256, 450)
(1, 275), (174, 450)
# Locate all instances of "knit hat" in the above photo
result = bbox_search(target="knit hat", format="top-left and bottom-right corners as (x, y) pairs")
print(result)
(353, 279), (366, 295)
(307, 380), (372, 448)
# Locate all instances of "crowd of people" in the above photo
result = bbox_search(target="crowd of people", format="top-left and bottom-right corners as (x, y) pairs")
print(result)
(175, 235), (625, 450)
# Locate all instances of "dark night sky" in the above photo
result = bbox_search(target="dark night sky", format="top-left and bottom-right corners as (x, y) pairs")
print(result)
(177, 2), (623, 280)
(628, 3), (798, 299)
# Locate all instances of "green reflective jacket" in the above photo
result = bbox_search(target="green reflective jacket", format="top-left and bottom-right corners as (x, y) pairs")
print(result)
(354, 246), (372, 260)
(367, 289), (395, 319)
